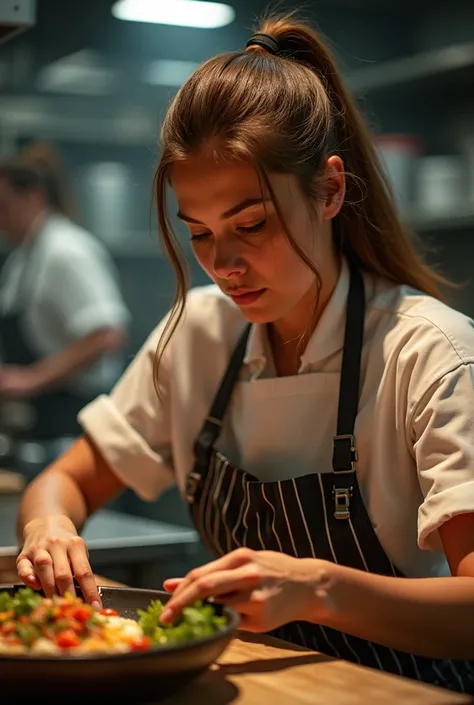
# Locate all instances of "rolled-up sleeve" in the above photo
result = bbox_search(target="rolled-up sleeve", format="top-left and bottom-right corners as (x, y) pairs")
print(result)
(413, 363), (474, 551)
(78, 320), (175, 501)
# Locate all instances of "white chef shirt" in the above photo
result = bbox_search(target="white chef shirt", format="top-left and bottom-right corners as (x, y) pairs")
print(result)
(0, 213), (130, 397)
(79, 259), (474, 579)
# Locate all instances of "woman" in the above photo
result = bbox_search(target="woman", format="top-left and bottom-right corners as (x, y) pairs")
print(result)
(0, 143), (129, 468)
(15, 16), (474, 693)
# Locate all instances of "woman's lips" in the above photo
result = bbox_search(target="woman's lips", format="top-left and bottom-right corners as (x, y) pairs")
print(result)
(228, 288), (266, 306)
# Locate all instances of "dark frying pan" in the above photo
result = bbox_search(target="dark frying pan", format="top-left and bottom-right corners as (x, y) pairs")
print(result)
(0, 584), (240, 704)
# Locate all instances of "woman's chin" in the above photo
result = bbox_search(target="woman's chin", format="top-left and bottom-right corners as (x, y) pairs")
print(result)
(237, 305), (279, 325)
(229, 290), (285, 324)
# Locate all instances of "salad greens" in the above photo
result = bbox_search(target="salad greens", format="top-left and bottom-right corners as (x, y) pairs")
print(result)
(0, 589), (228, 652)
(137, 599), (227, 645)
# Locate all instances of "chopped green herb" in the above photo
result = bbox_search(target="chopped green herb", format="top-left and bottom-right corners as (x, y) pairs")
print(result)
(16, 623), (41, 647)
(136, 599), (227, 646)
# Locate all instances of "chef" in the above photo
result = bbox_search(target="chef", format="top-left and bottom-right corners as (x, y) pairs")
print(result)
(14, 15), (474, 694)
(0, 147), (130, 466)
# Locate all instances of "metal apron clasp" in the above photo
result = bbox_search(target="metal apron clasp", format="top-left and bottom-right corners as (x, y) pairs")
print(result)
(333, 487), (352, 520)
(332, 434), (357, 520)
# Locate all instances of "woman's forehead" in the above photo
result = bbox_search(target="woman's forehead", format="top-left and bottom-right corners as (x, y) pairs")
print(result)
(170, 156), (297, 217)
(171, 155), (258, 190)
(171, 157), (264, 214)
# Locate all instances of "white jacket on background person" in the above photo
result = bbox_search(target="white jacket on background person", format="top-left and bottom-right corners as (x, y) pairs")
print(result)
(0, 212), (130, 399)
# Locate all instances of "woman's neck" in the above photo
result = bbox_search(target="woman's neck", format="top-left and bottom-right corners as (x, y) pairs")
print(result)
(268, 259), (341, 377)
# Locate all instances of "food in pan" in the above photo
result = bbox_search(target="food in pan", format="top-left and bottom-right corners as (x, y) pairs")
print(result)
(0, 588), (227, 656)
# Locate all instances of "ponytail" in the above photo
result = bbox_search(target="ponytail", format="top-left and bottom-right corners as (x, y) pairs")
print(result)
(257, 15), (449, 298)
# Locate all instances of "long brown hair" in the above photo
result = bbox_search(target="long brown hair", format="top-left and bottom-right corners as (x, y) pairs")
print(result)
(154, 12), (450, 376)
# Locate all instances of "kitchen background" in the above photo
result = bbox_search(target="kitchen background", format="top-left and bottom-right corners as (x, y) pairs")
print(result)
(0, 0), (473, 584)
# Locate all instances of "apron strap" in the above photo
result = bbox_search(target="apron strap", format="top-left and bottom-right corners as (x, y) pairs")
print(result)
(332, 264), (366, 519)
(192, 324), (251, 471)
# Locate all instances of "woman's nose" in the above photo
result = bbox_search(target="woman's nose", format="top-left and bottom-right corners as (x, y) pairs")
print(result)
(212, 239), (247, 280)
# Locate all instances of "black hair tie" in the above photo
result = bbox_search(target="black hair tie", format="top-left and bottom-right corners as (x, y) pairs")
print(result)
(246, 33), (279, 55)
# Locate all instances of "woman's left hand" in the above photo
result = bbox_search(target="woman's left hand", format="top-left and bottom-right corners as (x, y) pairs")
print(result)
(160, 548), (332, 632)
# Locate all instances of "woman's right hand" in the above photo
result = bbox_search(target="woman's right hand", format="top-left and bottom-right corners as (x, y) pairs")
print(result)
(16, 515), (102, 608)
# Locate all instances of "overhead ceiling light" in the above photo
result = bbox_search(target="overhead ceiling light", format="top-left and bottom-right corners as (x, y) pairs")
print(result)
(111, 0), (235, 29)
(143, 59), (199, 86)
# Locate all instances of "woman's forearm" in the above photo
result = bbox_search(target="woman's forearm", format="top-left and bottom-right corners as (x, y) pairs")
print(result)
(16, 439), (95, 545)
(16, 436), (125, 547)
(16, 469), (88, 546)
(314, 562), (474, 659)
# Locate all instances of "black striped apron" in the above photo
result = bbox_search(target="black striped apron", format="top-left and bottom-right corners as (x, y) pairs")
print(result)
(185, 265), (474, 694)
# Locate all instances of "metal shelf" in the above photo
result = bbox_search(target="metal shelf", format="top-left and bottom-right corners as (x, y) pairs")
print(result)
(408, 204), (474, 232)
(2, 42), (473, 147)
(349, 42), (474, 94)
(0, 97), (157, 147)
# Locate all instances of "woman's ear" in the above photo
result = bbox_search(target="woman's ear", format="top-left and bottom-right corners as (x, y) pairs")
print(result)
(321, 155), (346, 220)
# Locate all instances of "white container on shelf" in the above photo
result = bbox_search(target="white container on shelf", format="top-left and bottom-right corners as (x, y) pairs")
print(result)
(415, 155), (465, 215)
(374, 134), (422, 216)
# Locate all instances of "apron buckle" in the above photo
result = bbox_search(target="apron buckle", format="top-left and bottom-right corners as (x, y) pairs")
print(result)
(185, 471), (202, 504)
(333, 487), (352, 520)
(332, 434), (358, 472)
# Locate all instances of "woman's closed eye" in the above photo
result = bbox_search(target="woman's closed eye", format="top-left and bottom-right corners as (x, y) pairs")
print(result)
(190, 232), (211, 243)
(190, 220), (266, 244)
(237, 219), (266, 234)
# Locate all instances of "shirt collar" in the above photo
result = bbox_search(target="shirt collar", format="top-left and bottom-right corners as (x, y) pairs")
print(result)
(244, 258), (351, 377)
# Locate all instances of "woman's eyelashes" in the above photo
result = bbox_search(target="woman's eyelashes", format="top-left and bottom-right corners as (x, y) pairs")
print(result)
(190, 220), (267, 243)
(190, 232), (211, 243)
(237, 219), (266, 234)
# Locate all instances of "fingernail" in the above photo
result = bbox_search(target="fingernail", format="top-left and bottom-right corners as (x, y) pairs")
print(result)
(27, 575), (36, 584)
(160, 608), (174, 623)
(163, 579), (181, 593)
(92, 601), (102, 610)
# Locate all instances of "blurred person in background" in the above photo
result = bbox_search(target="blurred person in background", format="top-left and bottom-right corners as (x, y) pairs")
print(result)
(0, 142), (130, 474)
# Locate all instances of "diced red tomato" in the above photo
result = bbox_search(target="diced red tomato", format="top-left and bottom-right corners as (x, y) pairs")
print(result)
(99, 608), (119, 617)
(72, 606), (92, 623)
(1, 622), (16, 636)
(67, 619), (85, 634)
(129, 635), (152, 652)
(55, 630), (80, 649)
(19, 616), (29, 625)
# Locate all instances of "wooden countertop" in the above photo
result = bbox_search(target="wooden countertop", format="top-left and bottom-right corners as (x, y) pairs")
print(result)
(94, 576), (472, 705)
(162, 635), (472, 705)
